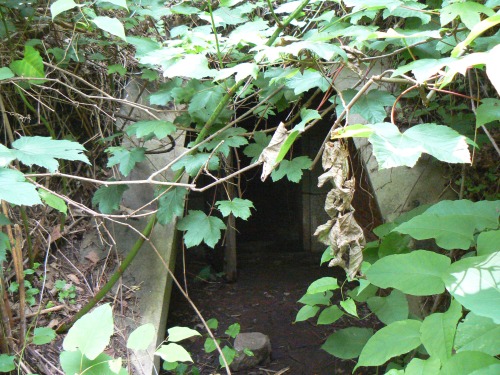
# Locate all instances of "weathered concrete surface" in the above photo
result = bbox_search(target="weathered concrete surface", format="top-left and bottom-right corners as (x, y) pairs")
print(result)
(230, 332), (271, 371)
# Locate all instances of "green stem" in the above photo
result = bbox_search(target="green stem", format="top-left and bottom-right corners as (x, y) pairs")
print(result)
(14, 87), (56, 138)
(20, 207), (34, 269)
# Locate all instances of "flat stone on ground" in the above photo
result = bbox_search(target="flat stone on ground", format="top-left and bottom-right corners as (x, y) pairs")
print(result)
(230, 332), (271, 372)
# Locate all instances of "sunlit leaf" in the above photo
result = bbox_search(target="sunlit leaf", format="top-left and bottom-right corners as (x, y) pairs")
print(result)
(295, 305), (320, 322)
(168, 326), (201, 342)
(106, 147), (145, 177)
(39, 189), (67, 214)
(126, 120), (176, 140)
(455, 312), (500, 356)
(155, 343), (193, 363)
(93, 16), (127, 41)
(32, 327), (56, 345)
(177, 210), (226, 248)
(215, 198), (254, 220)
(367, 290), (409, 325)
(307, 277), (339, 294)
(0, 168), (41, 206)
(127, 323), (155, 351)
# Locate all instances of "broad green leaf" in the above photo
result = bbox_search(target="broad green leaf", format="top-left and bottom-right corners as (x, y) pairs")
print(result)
(340, 298), (358, 317)
(171, 153), (220, 177)
(334, 89), (395, 124)
(206, 318), (218, 329)
(420, 300), (462, 362)
(204, 338), (219, 353)
(106, 147), (146, 177)
(320, 246), (333, 265)
(477, 230), (500, 256)
(168, 326), (201, 342)
(441, 2), (494, 30)
(365, 250), (450, 296)
(63, 304), (114, 360)
(367, 290), (409, 325)
(126, 120), (176, 140)
(298, 291), (333, 306)
(469, 364), (500, 375)
(405, 357), (441, 375)
(39, 190), (67, 214)
(214, 63), (259, 82)
(10, 45), (46, 84)
(307, 277), (339, 294)
(171, 4), (201, 15)
(187, 86), (226, 124)
(286, 69), (331, 95)
(455, 312), (500, 356)
(96, 0), (128, 10)
(317, 305), (344, 325)
(32, 327), (56, 345)
(444, 252), (500, 323)
(177, 210), (226, 248)
(0, 67), (14, 80)
(92, 184), (129, 214)
(476, 99), (500, 128)
(393, 58), (455, 83)
(157, 187), (187, 225)
(271, 156), (312, 183)
(367, 123), (470, 169)
(155, 343), (193, 363)
(127, 36), (161, 59)
(12, 136), (89, 172)
(331, 124), (374, 139)
(0, 168), (41, 206)
(201, 127), (248, 156)
(225, 323), (240, 339)
(452, 14), (500, 58)
(60, 350), (127, 375)
(394, 200), (499, 250)
(322, 328), (373, 359)
(93, 17), (127, 41)
(215, 198), (254, 220)
(378, 232), (411, 258)
(356, 320), (422, 369)
(243, 132), (271, 163)
(295, 108), (321, 131)
(0, 354), (15, 372)
(219, 346), (236, 368)
(440, 351), (499, 375)
(295, 305), (320, 322)
(164, 54), (214, 79)
(51, 0), (79, 19)
(127, 323), (155, 351)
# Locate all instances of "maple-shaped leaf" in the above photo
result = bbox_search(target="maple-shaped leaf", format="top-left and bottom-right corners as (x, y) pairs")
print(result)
(243, 132), (271, 163)
(92, 184), (128, 214)
(201, 128), (248, 156)
(11, 136), (89, 172)
(106, 147), (146, 177)
(188, 86), (227, 124)
(333, 89), (395, 124)
(157, 187), (188, 225)
(171, 153), (220, 177)
(271, 156), (312, 183)
(215, 198), (255, 220)
(126, 120), (176, 140)
(441, 2), (494, 30)
(177, 210), (226, 248)
(286, 69), (331, 95)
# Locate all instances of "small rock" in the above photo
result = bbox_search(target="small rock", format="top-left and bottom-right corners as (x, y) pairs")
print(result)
(230, 332), (271, 372)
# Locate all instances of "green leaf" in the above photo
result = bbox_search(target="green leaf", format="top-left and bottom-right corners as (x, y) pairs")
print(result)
(340, 298), (358, 317)
(204, 338), (219, 353)
(271, 156), (312, 183)
(295, 109), (321, 131)
(201, 128), (248, 157)
(366, 250), (450, 296)
(60, 350), (126, 375)
(127, 36), (161, 59)
(96, 0), (128, 10)
(0, 168), (42, 206)
(206, 318), (218, 330)
(320, 246), (333, 265)
(10, 45), (46, 84)
(92, 16), (127, 41)
(108, 64), (126, 76)
(476, 99), (500, 128)
(243, 132), (271, 163)
(171, 153), (220, 177)
(394, 200), (499, 250)
(444, 252), (500, 323)
(219, 346), (236, 368)
(286, 69), (331, 95)
(441, 2), (494, 30)
(177, 210), (226, 248)
(378, 232), (411, 258)
(106, 147), (146, 177)
(157, 187), (187, 225)
(168, 326), (201, 342)
(440, 351), (499, 375)
(0, 354), (15, 372)
(155, 343), (193, 363)
(127, 323), (155, 351)
(12, 136), (89, 172)
(50, 0), (79, 19)
(322, 328), (373, 359)
(420, 300), (462, 362)
(317, 305), (344, 325)
(0, 67), (14, 80)
(0, 232), (9, 263)
(307, 277), (339, 294)
(451, 14), (500, 58)
(405, 357), (441, 375)
(334, 89), (395, 124)
(477, 230), (500, 256)
(39, 189), (67, 214)
(331, 124), (374, 139)
(356, 320), (422, 369)
(295, 305), (320, 322)
(225, 323), (240, 339)
(32, 327), (56, 345)
(367, 290), (409, 325)
(455, 312), (500, 356)
(298, 291), (333, 306)
(92, 184), (129, 214)
(215, 198), (254, 220)
(367, 123), (470, 169)
(126, 120), (176, 140)
(63, 304), (114, 360)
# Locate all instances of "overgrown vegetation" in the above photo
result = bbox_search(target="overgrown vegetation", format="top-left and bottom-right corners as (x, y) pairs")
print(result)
(0, 0), (498, 374)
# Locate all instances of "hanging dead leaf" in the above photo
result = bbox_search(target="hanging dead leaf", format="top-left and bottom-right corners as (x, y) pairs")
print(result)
(258, 122), (288, 181)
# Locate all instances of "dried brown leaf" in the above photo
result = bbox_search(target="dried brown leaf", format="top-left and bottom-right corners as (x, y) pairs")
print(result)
(258, 122), (288, 181)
